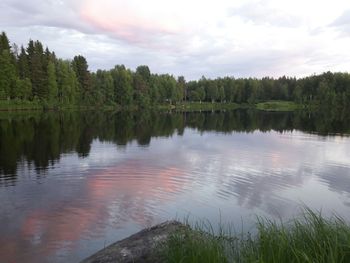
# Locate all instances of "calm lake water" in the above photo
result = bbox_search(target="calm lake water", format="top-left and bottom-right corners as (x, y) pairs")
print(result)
(1, 109), (350, 263)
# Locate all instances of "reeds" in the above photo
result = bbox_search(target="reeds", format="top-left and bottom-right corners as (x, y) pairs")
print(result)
(162, 208), (350, 263)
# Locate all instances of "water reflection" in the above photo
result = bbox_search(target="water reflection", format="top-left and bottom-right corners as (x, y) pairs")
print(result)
(0, 109), (350, 263)
(0, 160), (188, 262)
(319, 165), (350, 195)
(1, 109), (349, 179)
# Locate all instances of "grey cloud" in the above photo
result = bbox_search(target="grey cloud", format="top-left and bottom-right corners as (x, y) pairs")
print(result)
(3, 23), (345, 81)
(171, 47), (312, 80)
(0, 0), (94, 34)
(0, 0), (186, 51)
(332, 10), (350, 26)
(229, 2), (303, 28)
(1, 0), (349, 80)
(1, 25), (187, 76)
(330, 10), (350, 36)
(0, 1), (227, 78)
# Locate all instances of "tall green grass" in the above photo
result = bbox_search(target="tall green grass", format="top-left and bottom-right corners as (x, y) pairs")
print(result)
(256, 100), (301, 111)
(0, 99), (42, 111)
(162, 209), (350, 263)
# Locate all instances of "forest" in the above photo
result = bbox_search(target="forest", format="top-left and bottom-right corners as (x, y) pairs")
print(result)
(1, 31), (350, 109)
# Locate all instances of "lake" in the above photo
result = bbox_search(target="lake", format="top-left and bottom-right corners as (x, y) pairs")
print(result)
(1, 109), (350, 263)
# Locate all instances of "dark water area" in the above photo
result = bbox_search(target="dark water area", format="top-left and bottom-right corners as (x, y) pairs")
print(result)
(1, 109), (350, 263)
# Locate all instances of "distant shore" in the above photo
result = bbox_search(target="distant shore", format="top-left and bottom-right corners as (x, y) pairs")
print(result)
(0, 100), (302, 112)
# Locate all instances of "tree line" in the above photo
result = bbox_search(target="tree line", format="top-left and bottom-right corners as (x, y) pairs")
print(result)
(1, 31), (350, 108)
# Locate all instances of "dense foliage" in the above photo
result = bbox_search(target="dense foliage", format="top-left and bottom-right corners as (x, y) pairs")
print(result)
(0, 31), (350, 109)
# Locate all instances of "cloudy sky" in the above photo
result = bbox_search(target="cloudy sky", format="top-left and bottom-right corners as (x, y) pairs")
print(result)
(1, 0), (350, 79)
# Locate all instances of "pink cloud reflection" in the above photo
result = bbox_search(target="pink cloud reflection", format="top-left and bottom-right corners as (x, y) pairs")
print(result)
(0, 159), (186, 263)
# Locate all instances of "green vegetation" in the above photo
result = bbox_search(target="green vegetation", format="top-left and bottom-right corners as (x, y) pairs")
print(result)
(157, 102), (242, 111)
(1, 31), (350, 112)
(163, 209), (350, 263)
(256, 100), (301, 111)
(0, 99), (42, 111)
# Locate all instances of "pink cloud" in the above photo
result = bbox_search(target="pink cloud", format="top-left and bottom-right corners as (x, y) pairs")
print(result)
(79, 1), (179, 45)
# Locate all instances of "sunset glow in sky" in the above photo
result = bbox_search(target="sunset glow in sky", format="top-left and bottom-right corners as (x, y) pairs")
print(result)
(1, 0), (350, 79)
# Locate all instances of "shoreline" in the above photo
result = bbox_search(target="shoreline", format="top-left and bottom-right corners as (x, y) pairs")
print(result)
(0, 100), (301, 112)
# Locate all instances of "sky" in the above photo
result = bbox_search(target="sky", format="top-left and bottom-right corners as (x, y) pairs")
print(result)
(1, 0), (350, 80)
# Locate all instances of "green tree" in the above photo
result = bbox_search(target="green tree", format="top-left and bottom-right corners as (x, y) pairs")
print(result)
(112, 65), (133, 106)
(0, 32), (11, 53)
(47, 61), (58, 102)
(293, 84), (303, 103)
(12, 78), (32, 100)
(134, 66), (151, 107)
(157, 74), (177, 104)
(94, 70), (115, 105)
(17, 46), (30, 80)
(247, 79), (259, 104)
(56, 59), (78, 104)
(223, 77), (234, 102)
(280, 83), (289, 100)
(195, 85), (206, 102)
(72, 55), (91, 103)
(206, 80), (219, 102)
(0, 50), (17, 99)
(149, 75), (160, 104)
(134, 72), (150, 107)
(234, 79), (245, 103)
(218, 85), (225, 102)
(27, 40), (47, 99)
(136, 65), (151, 83)
(177, 76), (186, 102)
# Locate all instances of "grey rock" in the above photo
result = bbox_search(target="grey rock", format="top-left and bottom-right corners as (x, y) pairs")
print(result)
(80, 221), (186, 263)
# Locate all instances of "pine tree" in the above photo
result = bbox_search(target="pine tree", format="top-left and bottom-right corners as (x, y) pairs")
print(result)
(47, 61), (58, 102)
(72, 55), (91, 103)
(177, 76), (186, 102)
(17, 46), (30, 79)
(0, 32), (11, 53)
(0, 50), (16, 100)
(67, 63), (78, 103)
(27, 40), (46, 99)
(134, 65), (151, 107)
(0, 32), (17, 100)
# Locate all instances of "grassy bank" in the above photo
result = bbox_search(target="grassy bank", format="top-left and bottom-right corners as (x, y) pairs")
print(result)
(159, 100), (302, 112)
(0, 100), (123, 112)
(1, 100), (241, 112)
(162, 209), (350, 263)
(0, 100), (44, 111)
(256, 100), (301, 111)
(157, 102), (246, 111)
(0, 99), (302, 112)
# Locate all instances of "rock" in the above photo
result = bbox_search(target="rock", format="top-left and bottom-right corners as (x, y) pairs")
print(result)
(80, 221), (187, 263)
